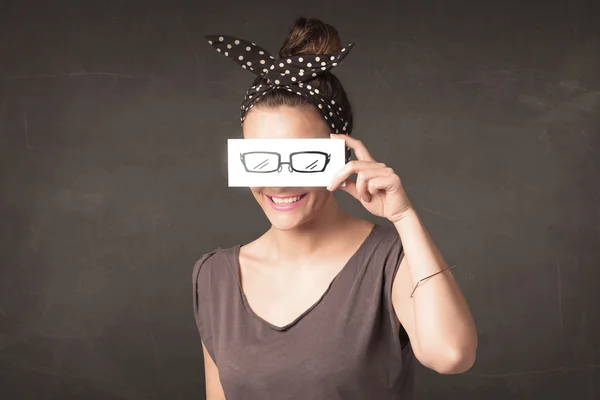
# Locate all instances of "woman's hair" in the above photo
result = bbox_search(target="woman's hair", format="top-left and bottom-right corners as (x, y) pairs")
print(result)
(248, 17), (354, 134)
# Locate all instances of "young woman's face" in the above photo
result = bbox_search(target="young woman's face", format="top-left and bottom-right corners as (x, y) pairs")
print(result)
(242, 105), (334, 231)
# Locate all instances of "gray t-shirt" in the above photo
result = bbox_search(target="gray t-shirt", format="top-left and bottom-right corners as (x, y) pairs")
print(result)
(192, 224), (414, 399)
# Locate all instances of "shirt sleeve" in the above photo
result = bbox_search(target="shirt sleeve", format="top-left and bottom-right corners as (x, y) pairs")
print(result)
(192, 249), (220, 363)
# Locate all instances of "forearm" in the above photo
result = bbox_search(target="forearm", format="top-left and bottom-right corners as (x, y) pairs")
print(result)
(394, 207), (477, 373)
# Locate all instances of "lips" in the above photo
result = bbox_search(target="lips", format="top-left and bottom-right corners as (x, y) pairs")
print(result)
(265, 193), (308, 210)
(266, 193), (307, 204)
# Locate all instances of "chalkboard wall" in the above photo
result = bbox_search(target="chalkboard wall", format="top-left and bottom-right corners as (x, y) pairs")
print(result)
(1, 0), (599, 399)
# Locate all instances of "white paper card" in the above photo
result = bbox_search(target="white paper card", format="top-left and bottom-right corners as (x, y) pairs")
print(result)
(228, 138), (346, 187)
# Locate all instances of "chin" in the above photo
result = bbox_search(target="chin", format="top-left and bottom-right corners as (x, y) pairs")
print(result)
(268, 212), (316, 232)
(257, 190), (326, 231)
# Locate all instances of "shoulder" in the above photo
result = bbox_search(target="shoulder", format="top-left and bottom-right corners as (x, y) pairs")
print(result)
(365, 224), (404, 281)
(192, 246), (237, 292)
(371, 224), (402, 253)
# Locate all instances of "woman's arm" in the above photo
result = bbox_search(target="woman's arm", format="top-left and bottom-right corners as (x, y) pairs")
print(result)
(392, 207), (477, 374)
(202, 341), (226, 400)
(325, 134), (477, 373)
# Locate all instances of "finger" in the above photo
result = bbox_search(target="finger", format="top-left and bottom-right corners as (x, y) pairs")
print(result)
(330, 134), (375, 162)
(357, 166), (393, 181)
(355, 171), (370, 202)
(356, 166), (396, 200)
(355, 167), (390, 200)
(328, 160), (386, 191)
(367, 175), (401, 195)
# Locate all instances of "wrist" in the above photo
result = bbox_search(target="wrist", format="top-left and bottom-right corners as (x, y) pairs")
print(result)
(390, 205), (417, 226)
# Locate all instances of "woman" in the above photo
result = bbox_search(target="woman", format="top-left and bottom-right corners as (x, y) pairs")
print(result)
(194, 17), (477, 400)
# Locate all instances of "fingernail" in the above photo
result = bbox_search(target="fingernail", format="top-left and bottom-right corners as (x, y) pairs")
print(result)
(327, 184), (332, 191)
(341, 181), (347, 188)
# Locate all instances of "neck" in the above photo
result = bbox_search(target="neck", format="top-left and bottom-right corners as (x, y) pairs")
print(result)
(266, 197), (354, 261)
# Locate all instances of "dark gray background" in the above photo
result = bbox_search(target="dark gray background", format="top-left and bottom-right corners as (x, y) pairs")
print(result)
(1, 0), (599, 399)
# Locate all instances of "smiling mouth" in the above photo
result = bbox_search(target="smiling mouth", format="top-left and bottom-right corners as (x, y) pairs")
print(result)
(266, 193), (307, 205)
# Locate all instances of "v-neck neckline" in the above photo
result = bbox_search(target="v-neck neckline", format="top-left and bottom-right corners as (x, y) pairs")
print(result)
(231, 224), (378, 331)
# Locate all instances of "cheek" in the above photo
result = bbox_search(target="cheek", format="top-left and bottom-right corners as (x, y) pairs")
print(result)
(250, 187), (264, 200)
(308, 188), (330, 203)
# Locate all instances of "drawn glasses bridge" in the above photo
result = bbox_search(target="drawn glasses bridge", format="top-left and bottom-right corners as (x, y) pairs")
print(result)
(240, 151), (331, 173)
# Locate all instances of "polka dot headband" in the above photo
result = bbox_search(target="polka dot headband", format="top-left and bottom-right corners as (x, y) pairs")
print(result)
(205, 34), (355, 133)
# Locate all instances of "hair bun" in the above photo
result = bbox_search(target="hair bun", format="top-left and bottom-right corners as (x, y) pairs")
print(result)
(279, 17), (343, 58)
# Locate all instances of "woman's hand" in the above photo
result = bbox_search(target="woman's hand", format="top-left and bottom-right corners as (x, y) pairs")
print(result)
(328, 134), (413, 223)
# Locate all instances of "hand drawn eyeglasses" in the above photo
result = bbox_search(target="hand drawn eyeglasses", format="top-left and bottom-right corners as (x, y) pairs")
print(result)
(240, 151), (331, 173)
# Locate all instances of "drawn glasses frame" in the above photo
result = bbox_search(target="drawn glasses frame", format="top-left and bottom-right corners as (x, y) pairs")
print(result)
(240, 151), (332, 173)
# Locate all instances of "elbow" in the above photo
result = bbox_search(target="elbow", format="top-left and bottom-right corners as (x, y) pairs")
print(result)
(420, 344), (477, 375)
(435, 346), (477, 374)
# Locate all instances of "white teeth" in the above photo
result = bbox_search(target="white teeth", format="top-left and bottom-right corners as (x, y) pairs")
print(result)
(271, 195), (303, 205)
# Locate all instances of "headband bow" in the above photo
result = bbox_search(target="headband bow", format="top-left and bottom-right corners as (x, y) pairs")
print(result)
(205, 34), (355, 134)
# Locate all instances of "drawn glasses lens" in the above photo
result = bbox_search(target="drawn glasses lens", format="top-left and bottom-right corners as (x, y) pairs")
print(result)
(291, 152), (329, 172)
(242, 152), (279, 172)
